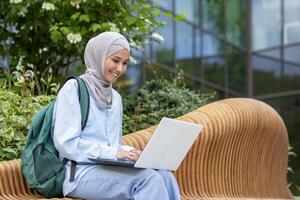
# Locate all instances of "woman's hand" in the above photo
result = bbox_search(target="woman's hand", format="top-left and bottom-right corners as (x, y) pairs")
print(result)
(117, 149), (140, 161)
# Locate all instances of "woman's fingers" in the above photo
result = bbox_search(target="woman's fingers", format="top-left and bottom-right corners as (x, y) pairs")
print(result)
(117, 149), (140, 160)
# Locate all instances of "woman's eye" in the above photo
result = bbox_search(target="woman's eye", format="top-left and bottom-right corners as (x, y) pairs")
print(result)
(123, 62), (128, 66)
(112, 59), (119, 63)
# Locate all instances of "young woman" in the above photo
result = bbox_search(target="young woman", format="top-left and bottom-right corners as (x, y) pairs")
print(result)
(52, 32), (181, 200)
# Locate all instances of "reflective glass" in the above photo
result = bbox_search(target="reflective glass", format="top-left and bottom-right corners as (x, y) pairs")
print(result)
(177, 59), (195, 76)
(252, 0), (281, 50)
(175, 0), (199, 24)
(282, 63), (300, 91)
(145, 64), (172, 81)
(193, 58), (203, 77)
(203, 86), (225, 100)
(284, 0), (300, 44)
(227, 53), (247, 94)
(195, 28), (202, 57)
(257, 48), (280, 59)
(284, 45), (300, 63)
(194, 28), (203, 77)
(225, 0), (246, 48)
(202, 0), (225, 36)
(204, 56), (225, 86)
(152, 15), (173, 67)
(203, 33), (223, 56)
(252, 55), (281, 95)
(176, 21), (193, 59)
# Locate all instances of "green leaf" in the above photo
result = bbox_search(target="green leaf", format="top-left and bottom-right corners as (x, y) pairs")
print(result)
(174, 13), (187, 21)
(79, 15), (90, 23)
(91, 23), (102, 32)
(50, 30), (63, 42)
(60, 27), (70, 35)
(70, 12), (81, 21)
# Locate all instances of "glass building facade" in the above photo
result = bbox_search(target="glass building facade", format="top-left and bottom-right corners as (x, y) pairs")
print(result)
(128, 0), (300, 195)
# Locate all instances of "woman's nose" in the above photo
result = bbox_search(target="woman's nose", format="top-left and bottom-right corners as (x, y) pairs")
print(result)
(116, 63), (123, 72)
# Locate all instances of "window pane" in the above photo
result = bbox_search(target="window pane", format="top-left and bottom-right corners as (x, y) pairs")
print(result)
(176, 21), (193, 59)
(284, 45), (300, 63)
(145, 64), (172, 81)
(176, 0), (199, 24)
(227, 53), (247, 94)
(203, 86), (225, 100)
(282, 63), (300, 91)
(177, 59), (195, 76)
(195, 28), (202, 57)
(253, 55), (281, 95)
(203, 0), (225, 37)
(257, 48), (280, 59)
(203, 33), (224, 56)
(204, 56), (225, 86)
(284, 0), (300, 44)
(153, 0), (172, 10)
(152, 15), (173, 67)
(225, 0), (246, 48)
(252, 0), (281, 50)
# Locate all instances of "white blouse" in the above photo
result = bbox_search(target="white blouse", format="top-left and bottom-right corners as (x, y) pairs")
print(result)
(52, 79), (134, 196)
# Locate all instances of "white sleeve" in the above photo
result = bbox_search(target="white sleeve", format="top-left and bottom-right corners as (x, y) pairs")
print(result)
(53, 80), (117, 162)
(118, 95), (136, 152)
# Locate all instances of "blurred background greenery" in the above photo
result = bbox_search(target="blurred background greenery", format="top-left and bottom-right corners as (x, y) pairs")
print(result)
(0, 0), (299, 196)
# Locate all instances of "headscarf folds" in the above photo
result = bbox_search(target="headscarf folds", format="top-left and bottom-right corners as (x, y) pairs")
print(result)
(80, 32), (130, 108)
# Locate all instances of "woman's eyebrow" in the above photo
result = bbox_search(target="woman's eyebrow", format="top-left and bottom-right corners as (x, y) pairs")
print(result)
(113, 56), (129, 62)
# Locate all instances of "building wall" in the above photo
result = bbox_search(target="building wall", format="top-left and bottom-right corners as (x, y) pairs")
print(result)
(128, 0), (300, 195)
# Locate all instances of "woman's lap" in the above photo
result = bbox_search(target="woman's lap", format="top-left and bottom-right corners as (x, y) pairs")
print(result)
(67, 165), (179, 200)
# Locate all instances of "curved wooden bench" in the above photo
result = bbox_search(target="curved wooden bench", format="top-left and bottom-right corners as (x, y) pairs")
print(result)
(0, 98), (293, 199)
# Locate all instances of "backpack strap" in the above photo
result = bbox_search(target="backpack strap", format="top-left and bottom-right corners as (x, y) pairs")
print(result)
(62, 76), (90, 182)
(63, 76), (90, 129)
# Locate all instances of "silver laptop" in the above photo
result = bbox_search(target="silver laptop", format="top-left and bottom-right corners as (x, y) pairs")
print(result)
(89, 117), (203, 171)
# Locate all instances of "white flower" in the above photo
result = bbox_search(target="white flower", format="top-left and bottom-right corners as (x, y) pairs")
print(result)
(39, 47), (49, 54)
(16, 56), (24, 71)
(10, 0), (22, 4)
(70, 0), (85, 9)
(67, 33), (82, 44)
(27, 63), (34, 69)
(42, 2), (55, 11)
(18, 7), (28, 17)
(151, 32), (164, 43)
(108, 22), (119, 32)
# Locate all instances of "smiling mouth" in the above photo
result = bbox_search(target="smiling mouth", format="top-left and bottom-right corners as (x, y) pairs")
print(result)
(112, 71), (119, 77)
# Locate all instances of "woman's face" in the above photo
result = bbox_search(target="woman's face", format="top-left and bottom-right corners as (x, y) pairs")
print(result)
(104, 49), (130, 83)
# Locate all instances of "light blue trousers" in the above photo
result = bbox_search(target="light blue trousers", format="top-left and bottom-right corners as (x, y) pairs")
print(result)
(67, 166), (181, 200)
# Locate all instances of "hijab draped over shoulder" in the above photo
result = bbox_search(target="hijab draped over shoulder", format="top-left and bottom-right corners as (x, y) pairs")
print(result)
(80, 32), (130, 108)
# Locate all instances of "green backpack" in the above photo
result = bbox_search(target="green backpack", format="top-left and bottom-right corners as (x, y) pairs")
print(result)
(21, 76), (90, 198)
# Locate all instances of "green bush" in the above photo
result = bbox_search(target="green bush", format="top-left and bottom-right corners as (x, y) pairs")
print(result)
(0, 90), (54, 161)
(0, 72), (213, 161)
(121, 73), (214, 134)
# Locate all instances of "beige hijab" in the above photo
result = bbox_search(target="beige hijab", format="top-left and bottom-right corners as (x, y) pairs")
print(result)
(80, 32), (130, 108)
